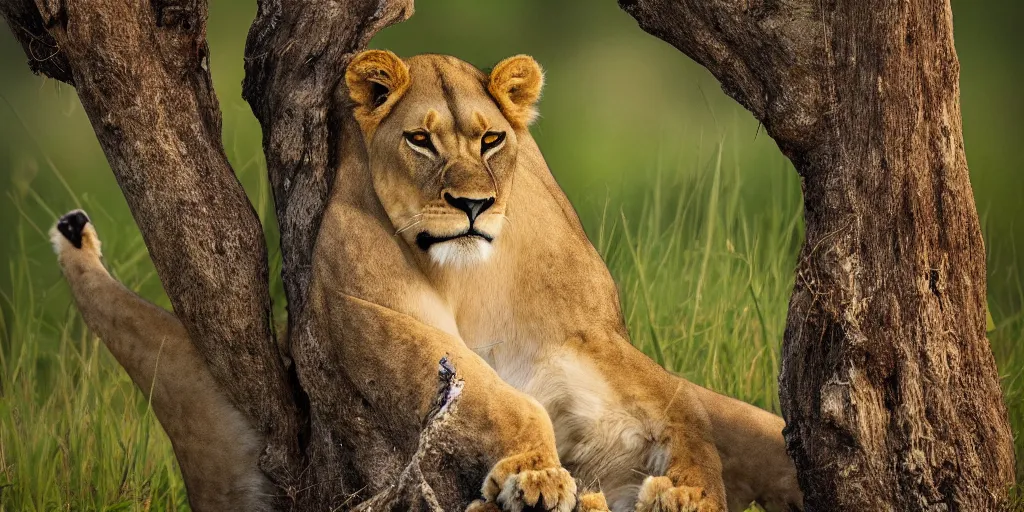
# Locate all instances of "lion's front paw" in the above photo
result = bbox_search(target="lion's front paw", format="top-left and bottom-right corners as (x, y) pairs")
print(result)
(466, 500), (501, 512)
(496, 467), (577, 512)
(479, 453), (577, 512)
(634, 476), (722, 512)
(577, 491), (611, 511)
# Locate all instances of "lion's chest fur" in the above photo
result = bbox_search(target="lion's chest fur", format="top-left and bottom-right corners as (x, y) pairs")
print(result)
(514, 353), (669, 511)
(406, 174), (675, 510)
(421, 287), (664, 511)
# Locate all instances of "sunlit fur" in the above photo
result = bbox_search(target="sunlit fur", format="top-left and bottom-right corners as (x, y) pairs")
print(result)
(52, 51), (803, 512)
(333, 51), (804, 512)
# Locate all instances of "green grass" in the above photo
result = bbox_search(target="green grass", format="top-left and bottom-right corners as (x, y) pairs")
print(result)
(0, 142), (1021, 511)
(1, 210), (189, 510)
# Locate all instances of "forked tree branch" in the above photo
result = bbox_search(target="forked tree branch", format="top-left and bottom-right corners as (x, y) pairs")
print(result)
(1, 0), (301, 491)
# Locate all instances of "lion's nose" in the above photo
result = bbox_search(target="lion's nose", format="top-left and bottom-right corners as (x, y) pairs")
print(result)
(444, 193), (495, 224)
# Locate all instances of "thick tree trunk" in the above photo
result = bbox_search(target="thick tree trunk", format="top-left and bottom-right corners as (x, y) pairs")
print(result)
(0, 0), (302, 492)
(239, 3), (480, 507)
(240, 3), (413, 499)
(620, 0), (1016, 510)
(242, 0), (411, 330)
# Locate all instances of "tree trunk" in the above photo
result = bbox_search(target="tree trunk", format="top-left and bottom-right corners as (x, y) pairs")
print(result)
(0, 0), (303, 491)
(620, 0), (1016, 510)
(0, 0), (450, 508)
(241, 0), (411, 334)
(3, 0), (1015, 509)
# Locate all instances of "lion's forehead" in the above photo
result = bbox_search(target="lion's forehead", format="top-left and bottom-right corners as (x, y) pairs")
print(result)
(405, 54), (488, 88)
(398, 55), (501, 131)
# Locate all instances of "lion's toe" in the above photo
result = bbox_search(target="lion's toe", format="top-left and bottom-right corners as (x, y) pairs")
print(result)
(635, 476), (721, 512)
(466, 499), (502, 512)
(494, 466), (576, 512)
(577, 490), (610, 511)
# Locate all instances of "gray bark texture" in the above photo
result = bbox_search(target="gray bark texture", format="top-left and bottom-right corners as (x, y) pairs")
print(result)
(620, 0), (1017, 510)
(2, 0), (1016, 509)
(241, 0), (411, 333)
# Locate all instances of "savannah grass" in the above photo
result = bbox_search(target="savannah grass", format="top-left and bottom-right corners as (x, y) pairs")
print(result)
(1, 142), (1021, 511)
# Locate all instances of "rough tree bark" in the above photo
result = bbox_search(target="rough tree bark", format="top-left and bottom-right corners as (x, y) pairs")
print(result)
(3, 0), (483, 507)
(0, 0), (303, 491)
(3, 0), (1015, 509)
(619, 0), (1016, 510)
(241, 0), (411, 332)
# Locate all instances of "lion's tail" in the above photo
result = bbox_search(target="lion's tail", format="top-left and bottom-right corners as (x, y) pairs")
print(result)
(689, 383), (804, 512)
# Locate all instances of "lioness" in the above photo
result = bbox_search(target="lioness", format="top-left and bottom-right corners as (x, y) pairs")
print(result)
(51, 51), (802, 512)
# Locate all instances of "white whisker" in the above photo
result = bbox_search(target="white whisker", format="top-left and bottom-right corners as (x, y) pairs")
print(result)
(395, 220), (422, 236)
(471, 340), (505, 353)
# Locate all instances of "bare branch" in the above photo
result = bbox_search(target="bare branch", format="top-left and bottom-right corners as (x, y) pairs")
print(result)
(352, 358), (464, 512)
(0, 0), (74, 84)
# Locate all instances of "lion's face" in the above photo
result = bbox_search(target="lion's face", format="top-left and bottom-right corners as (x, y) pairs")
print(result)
(346, 52), (543, 267)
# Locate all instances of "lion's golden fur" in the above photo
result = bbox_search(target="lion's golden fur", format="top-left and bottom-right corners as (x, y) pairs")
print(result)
(51, 51), (802, 512)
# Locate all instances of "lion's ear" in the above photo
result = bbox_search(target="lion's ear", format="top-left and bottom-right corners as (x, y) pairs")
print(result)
(345, 50), (411, 137)
(488, 55), (544, 129)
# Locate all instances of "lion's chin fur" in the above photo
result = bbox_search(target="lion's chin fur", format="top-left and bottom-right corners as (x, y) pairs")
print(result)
(428, 236), (494, 267)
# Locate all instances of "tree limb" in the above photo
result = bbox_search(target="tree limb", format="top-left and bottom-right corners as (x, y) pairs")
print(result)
(1, 0), (301, 492)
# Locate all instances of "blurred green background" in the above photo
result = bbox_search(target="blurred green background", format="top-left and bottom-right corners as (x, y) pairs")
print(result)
(1, 1), (1022, 509)
(2, 1), (1022, 307)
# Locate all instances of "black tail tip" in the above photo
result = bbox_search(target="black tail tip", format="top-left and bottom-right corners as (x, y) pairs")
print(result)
(56, 210), (91, 249)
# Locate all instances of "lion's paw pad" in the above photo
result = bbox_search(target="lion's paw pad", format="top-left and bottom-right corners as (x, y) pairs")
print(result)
(494, 466), (577, 512)
(635, 476), (720, 512)
(55, 210), (91, 249)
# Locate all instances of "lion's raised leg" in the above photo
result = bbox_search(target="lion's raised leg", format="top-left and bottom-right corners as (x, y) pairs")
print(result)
(51, 210), (270, 512)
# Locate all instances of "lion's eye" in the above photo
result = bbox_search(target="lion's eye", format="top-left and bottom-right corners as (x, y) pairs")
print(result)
(404, 131), (436, 153)
(481, 131), (506, 155)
